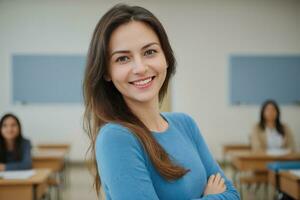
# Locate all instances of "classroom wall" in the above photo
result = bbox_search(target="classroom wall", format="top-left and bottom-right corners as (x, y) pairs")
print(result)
(0, 0), (299, 161)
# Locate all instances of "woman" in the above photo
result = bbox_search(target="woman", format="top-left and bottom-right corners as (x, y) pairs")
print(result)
(0, 113), (32, 171)
(251, 100), (296, 152)
(83, 4), (239, 200)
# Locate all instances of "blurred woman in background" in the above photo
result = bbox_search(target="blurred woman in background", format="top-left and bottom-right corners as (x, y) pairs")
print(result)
(250, 100), (296, 152)
(0, 113), (32, 171)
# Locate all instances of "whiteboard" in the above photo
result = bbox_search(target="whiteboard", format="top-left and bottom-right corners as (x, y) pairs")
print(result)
(229, 55), (300, 105)
(12, 55), (86, 104)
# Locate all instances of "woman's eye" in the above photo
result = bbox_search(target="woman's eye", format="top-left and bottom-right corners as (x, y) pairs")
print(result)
(144, 49), (157, 56)
(116, 56), (129, 63)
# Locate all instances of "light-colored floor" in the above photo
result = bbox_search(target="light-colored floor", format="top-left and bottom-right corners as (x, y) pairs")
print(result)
(223, 163), (275, 200)
(57, 164), (273, 200)
(60, 164), (98, 200)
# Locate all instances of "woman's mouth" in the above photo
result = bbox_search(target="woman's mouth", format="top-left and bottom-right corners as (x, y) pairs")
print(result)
(129, 76), (156, 89)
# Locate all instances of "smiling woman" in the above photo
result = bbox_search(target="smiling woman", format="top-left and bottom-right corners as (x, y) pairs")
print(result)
(0, 113), (32, 171)
(106, 21), (168, 104)
(83, 3), (240, 200)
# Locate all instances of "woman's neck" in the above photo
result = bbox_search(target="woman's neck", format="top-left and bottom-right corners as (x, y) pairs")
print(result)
(125, 97), (168, 132)
(5, 140), (15, 151)
(266, 121), (276, 129)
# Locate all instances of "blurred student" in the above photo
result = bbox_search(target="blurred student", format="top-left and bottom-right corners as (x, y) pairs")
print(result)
(250, 100), (296, 152)
(0, 113), (32, 171)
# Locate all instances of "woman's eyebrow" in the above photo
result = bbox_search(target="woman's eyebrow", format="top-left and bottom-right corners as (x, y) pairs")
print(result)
(110, 42), (159, 58)
(141, 42), (159, 50)
(110, 50), (129, 59)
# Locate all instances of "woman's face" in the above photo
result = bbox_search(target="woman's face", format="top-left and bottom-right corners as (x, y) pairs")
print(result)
(263, 104), (278, 123)
(107, 21), (168, 105)
(1, 117), (20, 141)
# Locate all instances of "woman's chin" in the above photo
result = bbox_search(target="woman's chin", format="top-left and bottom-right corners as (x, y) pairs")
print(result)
(126, 93), (158, 104)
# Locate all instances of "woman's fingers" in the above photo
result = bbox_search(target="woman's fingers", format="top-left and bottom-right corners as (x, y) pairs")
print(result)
(219, 177), (225, 186)
(214, 173), (221, 184)
(208, 174), (215, 185)
(204, 173), (227, 196)
(208, 173), (226, 187)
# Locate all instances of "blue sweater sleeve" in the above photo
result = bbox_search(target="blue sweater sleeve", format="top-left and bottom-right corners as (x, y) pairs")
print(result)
(183, 114), (240, 200)
(96, 124), (160, 200)
(5, 139), (32, 171)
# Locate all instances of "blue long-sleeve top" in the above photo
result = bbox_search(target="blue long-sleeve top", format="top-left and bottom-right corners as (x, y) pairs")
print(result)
(4, 138), (32, 171)
(96, 112), (240, 200)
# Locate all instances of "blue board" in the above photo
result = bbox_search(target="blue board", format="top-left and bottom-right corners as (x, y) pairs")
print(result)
(12, 55), (86, 104)
(229, 55), (300, 105)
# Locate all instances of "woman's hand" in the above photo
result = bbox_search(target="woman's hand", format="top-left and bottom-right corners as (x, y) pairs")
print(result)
(0, 163), (5, 171)
(204, 173), (226, 196)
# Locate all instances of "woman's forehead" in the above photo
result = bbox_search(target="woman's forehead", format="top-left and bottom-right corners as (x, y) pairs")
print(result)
(108, 21), (160, 53)
(266, 104), (276, 109)
(3, 117), (17, 123)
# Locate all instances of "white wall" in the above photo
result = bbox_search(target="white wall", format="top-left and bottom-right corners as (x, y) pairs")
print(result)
(0, 0), (299, 161)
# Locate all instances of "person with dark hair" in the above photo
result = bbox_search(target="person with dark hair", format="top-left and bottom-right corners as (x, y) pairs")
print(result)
(0, 113), (32, 171)
(83, 3), (239, 200)
(250, 100), (296, 152)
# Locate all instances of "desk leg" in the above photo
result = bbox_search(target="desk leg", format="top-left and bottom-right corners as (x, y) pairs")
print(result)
(33, 185), (37, 200)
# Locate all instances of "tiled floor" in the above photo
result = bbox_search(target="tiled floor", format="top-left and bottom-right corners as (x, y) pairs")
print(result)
(57, 164), (273, 200)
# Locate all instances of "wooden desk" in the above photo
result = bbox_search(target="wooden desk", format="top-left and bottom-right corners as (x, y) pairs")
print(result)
(279, 171), (300, 200)
(36, 143), (70, 153)
(32, 149), (67, 172)
(0, 169), (51, 200)
(232, 151), (300, 195)
(223, 144), (251, 156)
(32, 149), (69, 199)
(232, 152), (300, 172)
(222, 144), (251, 165)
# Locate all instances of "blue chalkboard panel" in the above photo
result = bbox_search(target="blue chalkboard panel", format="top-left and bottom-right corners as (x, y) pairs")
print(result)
(12, 55), (86, 104)
(230, 55), (300, 105)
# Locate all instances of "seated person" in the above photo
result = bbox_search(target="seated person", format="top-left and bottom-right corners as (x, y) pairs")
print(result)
(0, 113), (32, 171)
(250, 100), (296, 153)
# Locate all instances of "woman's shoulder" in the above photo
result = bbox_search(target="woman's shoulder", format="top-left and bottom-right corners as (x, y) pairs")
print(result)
(163, 112), (202, 139)
(95, 122), (146, 164)
(96, 123), (142, 151)
(21, 138), (32, 147)
(282, 123), (293, 134)
(162, 112), (196, 125)
(251, 123), (262, 132)
(100, 122), (131, 133)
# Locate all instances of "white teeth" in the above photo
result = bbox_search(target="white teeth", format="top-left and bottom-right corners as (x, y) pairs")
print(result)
(133, 77), (152, 85)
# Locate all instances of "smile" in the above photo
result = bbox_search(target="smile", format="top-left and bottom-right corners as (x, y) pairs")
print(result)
(129, 76), (156, 88)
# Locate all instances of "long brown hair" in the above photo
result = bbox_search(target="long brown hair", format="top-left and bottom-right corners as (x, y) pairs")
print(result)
(83, 3), (189, 196)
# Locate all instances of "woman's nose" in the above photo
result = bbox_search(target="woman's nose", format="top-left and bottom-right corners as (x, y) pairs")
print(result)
(132, 57), (148, 74)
